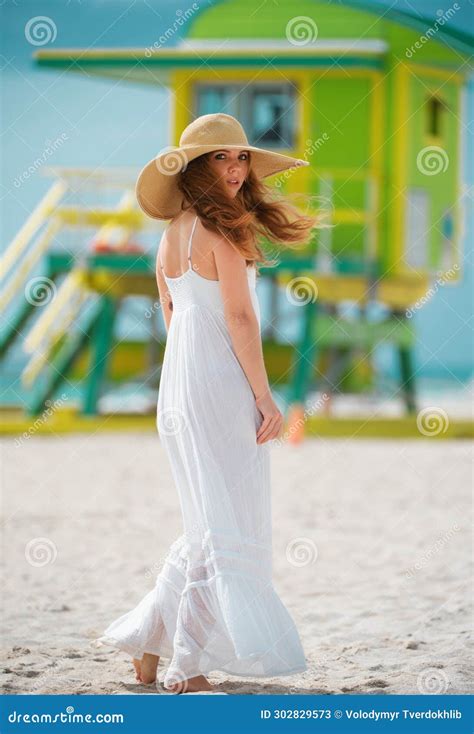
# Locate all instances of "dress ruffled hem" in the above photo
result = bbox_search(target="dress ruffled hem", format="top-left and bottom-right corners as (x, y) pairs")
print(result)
(91, 534), (308, 683)
(90, 634), (307, 679)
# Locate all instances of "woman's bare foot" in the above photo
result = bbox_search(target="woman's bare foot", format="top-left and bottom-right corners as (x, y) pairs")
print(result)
(165, 674), (214, 693)
(132, 658), (142, 682)
(132, 653), (160, 684)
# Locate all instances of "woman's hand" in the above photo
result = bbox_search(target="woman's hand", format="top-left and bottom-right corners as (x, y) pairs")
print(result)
(255, 390), (284, 444)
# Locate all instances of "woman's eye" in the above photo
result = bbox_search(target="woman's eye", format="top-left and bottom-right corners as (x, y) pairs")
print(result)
(214, 153), (248, 160)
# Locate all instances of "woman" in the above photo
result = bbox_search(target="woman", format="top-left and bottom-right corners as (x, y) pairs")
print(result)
(93, 113), (318, 694)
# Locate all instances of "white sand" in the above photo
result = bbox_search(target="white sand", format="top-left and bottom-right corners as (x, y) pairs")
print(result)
(1, 433), (472, 695)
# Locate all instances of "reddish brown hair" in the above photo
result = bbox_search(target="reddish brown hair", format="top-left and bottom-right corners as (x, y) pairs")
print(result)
(176, 151), (322, 271)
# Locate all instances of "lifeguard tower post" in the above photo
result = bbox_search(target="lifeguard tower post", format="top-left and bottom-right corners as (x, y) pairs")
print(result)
(1, 0), (472, 437)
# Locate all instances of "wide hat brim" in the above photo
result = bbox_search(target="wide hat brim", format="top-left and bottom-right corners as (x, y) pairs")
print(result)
(135, 143), (309, 220)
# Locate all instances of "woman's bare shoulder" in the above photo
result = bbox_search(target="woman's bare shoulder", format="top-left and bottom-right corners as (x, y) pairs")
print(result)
(165, 209), (194, 239)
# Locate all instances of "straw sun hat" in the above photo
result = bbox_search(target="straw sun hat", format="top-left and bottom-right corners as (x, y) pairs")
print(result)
(135, 112), (309, 220)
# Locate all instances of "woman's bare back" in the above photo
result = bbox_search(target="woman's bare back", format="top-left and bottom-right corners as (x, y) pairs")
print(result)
(161, 209), (219, 281)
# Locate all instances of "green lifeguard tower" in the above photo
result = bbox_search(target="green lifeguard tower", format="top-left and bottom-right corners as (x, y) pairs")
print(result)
(1, 0), (472, 437)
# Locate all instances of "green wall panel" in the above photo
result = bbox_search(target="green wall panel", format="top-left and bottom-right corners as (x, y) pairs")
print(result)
(310, 77), (372, 169)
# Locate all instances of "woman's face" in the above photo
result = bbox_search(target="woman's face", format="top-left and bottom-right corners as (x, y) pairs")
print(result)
(207, 149), (250, 198)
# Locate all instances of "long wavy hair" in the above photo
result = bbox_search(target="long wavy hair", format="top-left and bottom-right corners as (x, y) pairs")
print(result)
(176, 151), (322, 272)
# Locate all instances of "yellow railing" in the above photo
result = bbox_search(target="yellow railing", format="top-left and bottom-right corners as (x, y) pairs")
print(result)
(19, 183), (147, 388)
(0, 218), (63, 314)
(22, 269), (91, 388)
(1, 179), (68, 280)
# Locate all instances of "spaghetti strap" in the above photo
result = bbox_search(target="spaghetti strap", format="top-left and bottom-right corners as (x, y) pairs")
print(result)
(187, 215), (198, 267)
(158, 219), (198, 278)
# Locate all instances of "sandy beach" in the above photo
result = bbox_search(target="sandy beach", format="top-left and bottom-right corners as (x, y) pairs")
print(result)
(1, 432), (472, 695)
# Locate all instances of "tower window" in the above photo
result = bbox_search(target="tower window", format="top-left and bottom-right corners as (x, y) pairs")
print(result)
(195, 83), (296, 149)
(426, 96), (445, 138)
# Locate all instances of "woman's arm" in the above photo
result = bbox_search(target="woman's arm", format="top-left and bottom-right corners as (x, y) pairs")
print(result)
(156, 248), (173, 334)
(212, 233), (283, 444)
(211, 233), (270, 401)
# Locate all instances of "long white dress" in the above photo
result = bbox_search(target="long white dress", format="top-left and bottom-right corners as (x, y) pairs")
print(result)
(92, 215), (307, 687)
